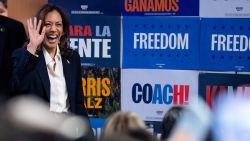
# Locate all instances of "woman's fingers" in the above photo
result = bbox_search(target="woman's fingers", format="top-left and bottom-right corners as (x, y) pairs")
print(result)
(40, 26), (46, 38)
(27, 18), (33, 37)
(27, 18), (32, 30)
(27, 19), (30, 32)
(37, 19), (42, 32)
(29, 18), (33, 29)
(27, 17), (44, 35)
(27, 17), (42, 31)
(34, 17), (37, 30)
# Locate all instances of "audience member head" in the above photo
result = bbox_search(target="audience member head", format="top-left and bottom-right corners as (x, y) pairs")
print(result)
(102, 129), (158, 141)
(161, 106), (184, 141)
(169, 98), (211, 141)
(101, 111), (146, 141)
(213, 94), (250, 141)
(0, 95), (89, 141)
(0, 0), (8, 16)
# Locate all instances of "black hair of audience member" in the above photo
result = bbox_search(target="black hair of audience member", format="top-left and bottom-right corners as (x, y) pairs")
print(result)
(204, 128), (213, 141)
(161, 106), (184, 140)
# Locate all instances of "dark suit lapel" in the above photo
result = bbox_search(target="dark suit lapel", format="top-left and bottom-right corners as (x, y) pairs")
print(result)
(36, 51), (50, 100)
(62, 57), (72, 98)
(0, 23), (5, 67)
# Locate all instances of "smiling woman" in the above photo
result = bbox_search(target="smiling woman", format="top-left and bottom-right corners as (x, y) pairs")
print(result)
(27, 4), (71, 59)
(43, 10), (63, 55)
(10, 4), (94, 140)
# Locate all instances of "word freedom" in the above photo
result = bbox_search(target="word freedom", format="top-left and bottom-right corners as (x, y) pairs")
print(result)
(134, 32), (189, 50)
(211, 34), (250, 51)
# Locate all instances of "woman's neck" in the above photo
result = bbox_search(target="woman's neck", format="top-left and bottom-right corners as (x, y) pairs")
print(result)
(45, 47), (57, 59)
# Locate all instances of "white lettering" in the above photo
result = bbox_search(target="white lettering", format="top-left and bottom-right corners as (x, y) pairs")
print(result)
(133, 33), (189, 50)
(70, 38), (111, 58)
(211, 34), (250, 51)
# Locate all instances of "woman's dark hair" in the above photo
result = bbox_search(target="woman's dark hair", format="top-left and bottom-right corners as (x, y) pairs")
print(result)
(161, 106), (184, 140)
(36, 4), (72, 59)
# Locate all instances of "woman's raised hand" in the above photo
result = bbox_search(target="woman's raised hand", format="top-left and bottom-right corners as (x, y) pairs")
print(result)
(26, 17), (46, 55)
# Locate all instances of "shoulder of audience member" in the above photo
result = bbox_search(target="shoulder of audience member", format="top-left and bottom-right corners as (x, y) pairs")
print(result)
(0, 15), (24, 28)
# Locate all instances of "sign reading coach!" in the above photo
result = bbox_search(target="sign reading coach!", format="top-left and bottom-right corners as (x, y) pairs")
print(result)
(69, 16), (120, 67)
(122, 69), (198, 121)
(132, 83), (190, 105)
(200, 18), (250, 71)
(122, 0), (199, 16)
(199, 73), (250, 111)
(123, 16), (200, 69)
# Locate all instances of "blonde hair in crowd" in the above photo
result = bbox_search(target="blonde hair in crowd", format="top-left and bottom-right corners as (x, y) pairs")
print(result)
(101, 111), (146, 140)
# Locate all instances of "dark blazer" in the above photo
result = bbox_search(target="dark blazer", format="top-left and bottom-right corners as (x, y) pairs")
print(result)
(0, 15), (26, 98)
(11, 48), (94, 140)
(11, 48), (88, 117)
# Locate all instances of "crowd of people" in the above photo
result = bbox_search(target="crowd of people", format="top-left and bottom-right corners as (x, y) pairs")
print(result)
(2, 94), (249, 141)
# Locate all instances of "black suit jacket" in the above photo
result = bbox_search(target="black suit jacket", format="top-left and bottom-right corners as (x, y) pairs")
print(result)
(11, 48), (94, 140)
(10, 48), (88, 117)
(0, 15), (26, 99)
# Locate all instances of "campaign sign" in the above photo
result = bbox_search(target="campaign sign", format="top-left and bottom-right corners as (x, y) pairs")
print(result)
(122, 0), (199, 16)
(121, 69), (198, 121)
(76, 66), (120, 118)
(200, 0), (250, 18)
(200, 18), (250, 72)
(145, 121), (162, 138)
(123, 16), (200, 70)
(90, 118), (106, 140)
(48, 0), (121, 16)
(199, 73), (250, 110)
(69, 16), (120, 67)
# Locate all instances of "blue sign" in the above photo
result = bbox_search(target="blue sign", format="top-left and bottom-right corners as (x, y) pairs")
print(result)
(200, 18), (250, 72)
(69, 16), (120, 67)
(49, 0), (121, 16)
(145, 121), (162, 135)
(122, 0), (199, 16)
(90, 118), (106, 128)
(199, 73), (250, 110)
(90, 118), (106, 139)
(123, 16), (200, 70)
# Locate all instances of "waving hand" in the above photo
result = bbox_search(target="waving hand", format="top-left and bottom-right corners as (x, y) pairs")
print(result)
(26, 17), (46, 55)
